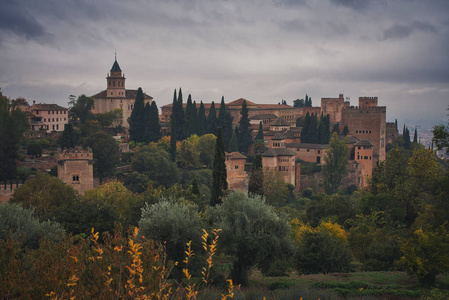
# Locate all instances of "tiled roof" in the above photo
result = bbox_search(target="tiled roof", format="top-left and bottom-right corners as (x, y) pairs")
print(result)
(91, 89), (153, 100)
(227, 98), (257, 106)
(271, 133), (286, 140)
(286, 143), (329, 149)
(272, 117), (290, 126)
(31, 103), (67, 111)
(355, 139), (373, 146)
(226, 152), (247, 159)
(249, 113), (278, 120)
(262, 148), (296, 157)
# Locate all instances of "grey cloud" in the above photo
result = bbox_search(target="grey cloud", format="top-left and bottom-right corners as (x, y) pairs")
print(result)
(382, 21), (437, 40)
(279, 19), (306, 32)
(0, 1), (48, 41)
(330, 0), (371, 11)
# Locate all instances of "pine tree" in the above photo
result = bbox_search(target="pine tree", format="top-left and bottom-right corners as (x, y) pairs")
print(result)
(211, 128), (227, 206)
(228, 132), (239, 152)
(197, 101), (206, 136)
(238, 100), (252, 154)
(217, 96), (233, 150)
(248, 153), (264, 197)
(129, 87), (146, 143)
(207, 101), (217, 134)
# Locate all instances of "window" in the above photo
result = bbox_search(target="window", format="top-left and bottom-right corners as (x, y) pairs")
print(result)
(72, 175), (80, 183)
(316, 156), (321, 164)
(364, 156), (368, 160)
(307, 149), (309, 152)
(56, 124), (59, 130)
(318, 150), (321, 154)
(235, 165), (239, 169)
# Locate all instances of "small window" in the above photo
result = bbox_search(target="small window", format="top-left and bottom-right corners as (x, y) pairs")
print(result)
(235, 165), (239, 169)
(72, 175), (80, 182)
(318, 150), (321, 154)
(364, 156), (368, 160)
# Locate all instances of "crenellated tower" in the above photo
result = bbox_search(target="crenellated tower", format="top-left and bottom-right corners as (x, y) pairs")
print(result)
(57, 147), (94, 195)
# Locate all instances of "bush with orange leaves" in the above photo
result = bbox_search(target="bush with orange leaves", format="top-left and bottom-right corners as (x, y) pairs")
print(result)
(0, 224), (234, 299)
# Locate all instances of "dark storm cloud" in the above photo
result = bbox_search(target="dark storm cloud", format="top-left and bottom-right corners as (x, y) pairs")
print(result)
(382, 21), (437, 40)
(0, 1), (48, 41)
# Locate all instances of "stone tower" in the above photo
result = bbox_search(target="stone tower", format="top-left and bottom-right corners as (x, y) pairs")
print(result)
(57, 147), (94, 195)
(106, 56), (126, 98)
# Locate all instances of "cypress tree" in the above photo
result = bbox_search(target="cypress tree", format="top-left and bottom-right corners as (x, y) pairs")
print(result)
(211, 128), (227, 206)
(207, 101), (217, 134)
(310, 113), (319, 143)
(129, 87), (146, 143)
(228, 132), (239, 152)
(146, 101), (161, 143)
(301, 112), (311, 143)
(170, 89), (177, 161)
(197, 101), (206, 136)
(324, 114), (331, 143)
(332, 122), (340, 134)
(175, 88), (185, 140)
(342, 125), (349, 136)
(248, 153), (264, 197)
(185, 94), (197, 138)
(256, 121), (264, 141)
(143, 102), (151, 143)
(318, 112), (326, 144)
(61, 123), (76, 149)
(238, 100), (252, 154)
(395, 119), (398, 130)
(305, 94), (309, 107)
(413, 127), (418, 143)
(404, 126), (411, 149)
(218, 96), (233, 149)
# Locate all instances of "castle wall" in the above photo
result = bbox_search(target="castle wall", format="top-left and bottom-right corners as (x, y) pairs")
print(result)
(354, 146), (374, 188)
(321, 94), (345, 123)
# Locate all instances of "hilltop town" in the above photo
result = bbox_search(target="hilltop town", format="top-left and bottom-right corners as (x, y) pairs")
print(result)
(1, 58), (449, 299)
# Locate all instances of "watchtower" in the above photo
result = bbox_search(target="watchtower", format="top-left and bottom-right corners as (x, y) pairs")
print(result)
(57, 147), (94, 194)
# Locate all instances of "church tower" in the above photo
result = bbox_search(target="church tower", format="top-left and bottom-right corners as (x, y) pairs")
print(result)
(106, 55), (126, 98)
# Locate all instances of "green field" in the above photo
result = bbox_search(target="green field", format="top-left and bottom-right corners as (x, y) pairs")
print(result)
(198, 271), (449, 299)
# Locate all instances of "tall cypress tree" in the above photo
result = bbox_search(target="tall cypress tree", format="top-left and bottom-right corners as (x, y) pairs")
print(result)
(207, 101), (217, 134)
(228, 132), (239, 153)
(197, 101), (206, 136)
(404, 126), (411, 149)
(185, 94), (197, 138)
(217, 96), (233, 149)
(256, 121), (264, 141)
(301, 112), (311, 143)
(61, 123), (76, 149)
(413, 127), (418, 143)
(248, 153), (264, 197)
(146, 101), (161, 143)
(318, 112), (326, 144)
(175, 88), (185, 140)
(238, 100), (252, 154)
(170, 89), (177, 161)
(211, 128), (227, 206)
(310, 113), (319, 144)
(129, 87), (146, 143)
(143, 102), (151, 143)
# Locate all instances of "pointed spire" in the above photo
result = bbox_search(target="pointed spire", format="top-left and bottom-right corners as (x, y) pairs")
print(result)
(110, 53), (122, 72)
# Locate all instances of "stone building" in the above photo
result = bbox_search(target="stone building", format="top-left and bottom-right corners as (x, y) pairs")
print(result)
(262, 148), (299, 189)
(386, 122), (398, 144)
(225, 152), (248, 191)
(56, 147), (94, 195)
(18, 100), (69, 133)
(353, 139), (374, 188)
(91, 58), (153, 128)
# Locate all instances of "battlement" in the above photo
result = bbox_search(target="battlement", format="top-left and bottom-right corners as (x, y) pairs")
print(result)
(57, 147), (93, 161)
(346, 106), (386, 112)
(358, 96), (378, 107)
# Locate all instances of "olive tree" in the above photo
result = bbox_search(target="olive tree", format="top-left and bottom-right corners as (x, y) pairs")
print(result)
(208, 191), (293, 285)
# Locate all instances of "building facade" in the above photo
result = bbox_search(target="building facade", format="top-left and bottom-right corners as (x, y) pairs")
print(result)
(56, 147), (94, 195)
(91, 58), (153, 128)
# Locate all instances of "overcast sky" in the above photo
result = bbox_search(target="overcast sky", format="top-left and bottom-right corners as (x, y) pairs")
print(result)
(1, 0), (448, 129)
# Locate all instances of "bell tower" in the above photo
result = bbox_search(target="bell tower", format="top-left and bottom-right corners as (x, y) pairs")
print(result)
(106, 54), (126, 98)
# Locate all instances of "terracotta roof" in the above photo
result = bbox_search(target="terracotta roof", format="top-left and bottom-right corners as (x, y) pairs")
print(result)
(272, 117), (290, 126)
(31, 103), (67, 111)
(271, 133), (286, 140)
(286, 143), (329, 149)
(355, 139), (374, 147)
(226, 152), (247, 159)
(227, 98), (257, 106)
(262, 148), (296, 157)
(249, 113), (278, 120)
(91, 89), (153, 100)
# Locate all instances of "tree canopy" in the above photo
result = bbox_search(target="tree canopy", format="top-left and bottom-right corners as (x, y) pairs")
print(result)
(322, 132), (349, 194)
